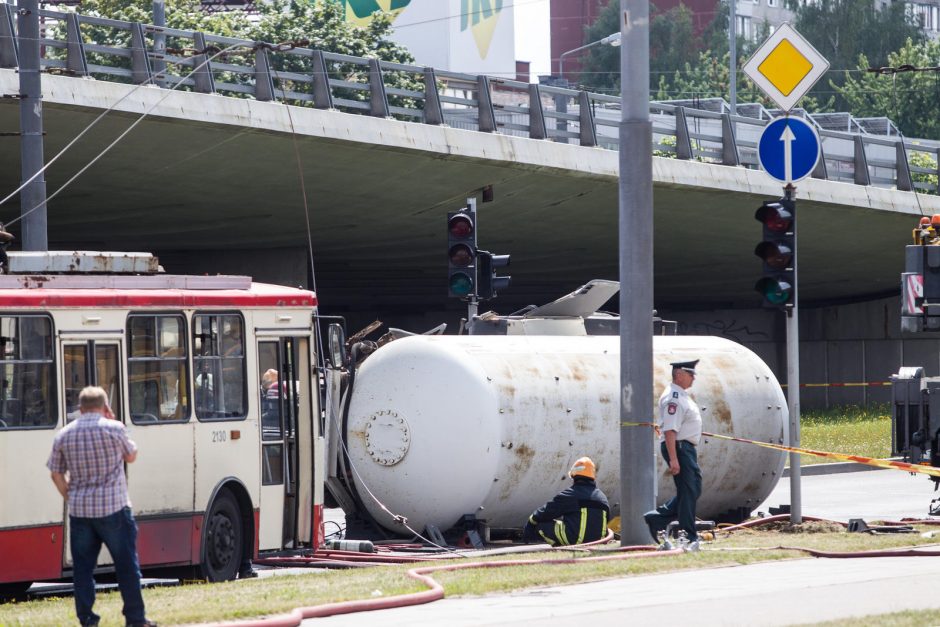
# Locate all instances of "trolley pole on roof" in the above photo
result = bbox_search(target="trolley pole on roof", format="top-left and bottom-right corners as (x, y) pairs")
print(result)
(17, 0), (48, 251)
(619, 0), (656, 545)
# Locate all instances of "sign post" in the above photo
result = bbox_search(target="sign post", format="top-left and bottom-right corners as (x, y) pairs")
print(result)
(743, 23), (828, 525)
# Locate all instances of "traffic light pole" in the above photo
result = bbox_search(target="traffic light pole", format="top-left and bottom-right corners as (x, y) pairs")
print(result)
(785, 183), (802, 524)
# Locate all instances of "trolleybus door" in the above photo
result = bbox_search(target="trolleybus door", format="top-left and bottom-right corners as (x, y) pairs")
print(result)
(257, 336), (313, 550)
(60, 338), (123, 569)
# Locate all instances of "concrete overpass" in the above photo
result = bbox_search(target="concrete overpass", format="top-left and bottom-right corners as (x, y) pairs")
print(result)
(0, 69), (930, 330)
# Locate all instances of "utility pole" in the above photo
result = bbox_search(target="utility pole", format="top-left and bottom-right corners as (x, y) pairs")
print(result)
(153, 0), (166, 87)
(17, 0), (48, 250)
(729, 0), (737, 114)
(619, 0), (656, 545)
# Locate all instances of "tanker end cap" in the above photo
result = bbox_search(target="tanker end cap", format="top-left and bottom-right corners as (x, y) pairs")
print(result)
(569, 456), (597, 480)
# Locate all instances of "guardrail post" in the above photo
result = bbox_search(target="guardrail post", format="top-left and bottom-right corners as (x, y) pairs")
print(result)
(528, 83), (547, 140)
(310, 50), (333, 109)
(721, 113), (739, 166)
(423, 67), (443, 125)
(254, 47), (275, 102)
(812, 143), (828, 179)
(368, 58), (389, 118)
(191, 32), (215, 94)
(674, 106), (692, 160)
(65, 13), (88, 76)
(477, 75), (496, 132)
(130, 22), (153, 85)
(578, 91), (597, 147)
(854, 134), (871, 185)
(0, 2), (18, 68)
(896, 140), (913, 192)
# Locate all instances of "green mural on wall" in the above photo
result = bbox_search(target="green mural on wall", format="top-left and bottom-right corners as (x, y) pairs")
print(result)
(460, 0), (504, 59)
(333, 0), (412, 25)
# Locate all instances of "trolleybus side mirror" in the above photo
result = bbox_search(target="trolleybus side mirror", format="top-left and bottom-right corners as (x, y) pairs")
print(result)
(328, 323), (347, 368)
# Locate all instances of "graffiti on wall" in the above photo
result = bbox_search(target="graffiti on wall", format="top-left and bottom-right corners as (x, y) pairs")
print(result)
(677, 319), (770, 342)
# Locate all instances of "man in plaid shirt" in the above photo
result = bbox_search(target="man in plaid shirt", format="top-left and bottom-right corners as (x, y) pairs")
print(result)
(47, 386), (156, 627)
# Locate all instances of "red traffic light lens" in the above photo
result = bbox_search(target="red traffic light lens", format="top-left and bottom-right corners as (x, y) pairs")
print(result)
(755, 277), (793, 305)
(448, 213), (474, 239)
(754, 242), (793, 270)
(449, 272), (473, 296)
(755, 203), (792, 232)
(449, 243), (474, 267)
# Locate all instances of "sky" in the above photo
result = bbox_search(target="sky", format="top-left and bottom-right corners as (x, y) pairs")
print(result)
(512, 0), (552, 80)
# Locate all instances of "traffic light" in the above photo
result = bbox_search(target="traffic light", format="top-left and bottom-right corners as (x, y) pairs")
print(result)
(754, 198), (795, 309)
(447, 210), (476, 298)
(477, 251), (511, 300)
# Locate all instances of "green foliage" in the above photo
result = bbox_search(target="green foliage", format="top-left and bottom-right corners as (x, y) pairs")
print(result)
(909, 147), (938, 192)
(788, 0), (923, 107)
(49, 0), (419, 103)
(835, 38), (940, 140)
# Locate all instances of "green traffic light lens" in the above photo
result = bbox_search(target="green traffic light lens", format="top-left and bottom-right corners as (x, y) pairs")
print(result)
(449, 272), (473, 296)
(755, 277), (792, 305)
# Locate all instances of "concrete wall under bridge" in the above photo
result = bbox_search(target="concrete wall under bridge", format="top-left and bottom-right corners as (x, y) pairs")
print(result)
(664, 297), (940, 410)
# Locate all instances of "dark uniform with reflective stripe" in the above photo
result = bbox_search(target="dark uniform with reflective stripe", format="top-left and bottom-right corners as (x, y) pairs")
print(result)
(522, 478), (610, 546)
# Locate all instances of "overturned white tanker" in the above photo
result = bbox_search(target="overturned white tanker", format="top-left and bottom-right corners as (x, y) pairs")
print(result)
(325, 283), (787, 536)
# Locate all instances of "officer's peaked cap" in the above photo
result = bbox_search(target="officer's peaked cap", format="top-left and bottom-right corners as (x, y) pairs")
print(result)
(670, 359), (699, 375)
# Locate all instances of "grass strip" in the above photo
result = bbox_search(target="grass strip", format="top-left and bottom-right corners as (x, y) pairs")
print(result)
(795, 405), (891, 466)
(2, 523), (938, 626)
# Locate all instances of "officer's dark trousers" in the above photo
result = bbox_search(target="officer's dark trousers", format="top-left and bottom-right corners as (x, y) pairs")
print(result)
(644, 440), (702, 541)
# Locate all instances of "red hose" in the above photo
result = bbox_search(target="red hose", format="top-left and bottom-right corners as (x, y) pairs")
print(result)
(206, 547), (679, 626)
(206, 517), (940, 626)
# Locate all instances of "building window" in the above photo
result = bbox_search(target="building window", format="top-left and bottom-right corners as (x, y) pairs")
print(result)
(0, 315), (56, 429)
(193, 314), (246, 420)
(767, 0), (777, 7)
(128, 314), (189, 423)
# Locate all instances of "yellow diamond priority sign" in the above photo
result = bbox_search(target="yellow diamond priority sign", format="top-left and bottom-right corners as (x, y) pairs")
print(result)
(742, 23), (829, 111)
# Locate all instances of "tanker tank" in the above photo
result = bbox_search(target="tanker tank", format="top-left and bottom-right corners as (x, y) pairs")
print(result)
(343, 334), (787, 534)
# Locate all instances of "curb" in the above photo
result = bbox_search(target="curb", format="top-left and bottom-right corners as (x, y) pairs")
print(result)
(782, 459), (903, 477)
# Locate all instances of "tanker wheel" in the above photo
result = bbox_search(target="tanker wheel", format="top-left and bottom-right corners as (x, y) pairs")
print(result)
(201, 491), (243, 582)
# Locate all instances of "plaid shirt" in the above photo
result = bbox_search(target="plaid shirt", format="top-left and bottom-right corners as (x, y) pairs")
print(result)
(47, 413), (137, 518)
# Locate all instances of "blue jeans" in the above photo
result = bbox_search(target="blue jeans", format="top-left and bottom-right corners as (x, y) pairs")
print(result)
(70, 507), (146, 626)
(644, 440), (703, 541)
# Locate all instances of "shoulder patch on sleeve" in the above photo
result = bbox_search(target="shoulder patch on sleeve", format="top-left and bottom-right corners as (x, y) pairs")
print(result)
(672, 391), (679, 398)
(667, 402), (677, 415)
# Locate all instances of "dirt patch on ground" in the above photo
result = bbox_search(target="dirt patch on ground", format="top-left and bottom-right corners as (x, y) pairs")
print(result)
(733, 520), (845, 534)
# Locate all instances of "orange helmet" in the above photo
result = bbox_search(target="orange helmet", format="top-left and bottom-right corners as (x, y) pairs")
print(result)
(931, 214), (940, 229)
(569, 457), (597, 480)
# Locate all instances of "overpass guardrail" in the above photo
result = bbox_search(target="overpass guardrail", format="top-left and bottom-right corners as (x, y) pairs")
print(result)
(0, 3), (938, 194)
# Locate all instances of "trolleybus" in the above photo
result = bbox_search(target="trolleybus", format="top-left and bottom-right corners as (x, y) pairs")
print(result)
(0, 251), (325, 596)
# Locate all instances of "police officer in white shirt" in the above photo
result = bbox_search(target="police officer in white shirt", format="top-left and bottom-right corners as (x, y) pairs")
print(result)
(644, 359), (703, 547)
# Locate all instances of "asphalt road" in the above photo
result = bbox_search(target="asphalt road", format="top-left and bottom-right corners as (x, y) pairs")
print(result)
(308, 469), (940, 627)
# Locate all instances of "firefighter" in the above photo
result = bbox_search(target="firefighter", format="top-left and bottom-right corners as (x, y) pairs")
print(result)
(522, 457), (610, 546)
(644, 359), (703, 549)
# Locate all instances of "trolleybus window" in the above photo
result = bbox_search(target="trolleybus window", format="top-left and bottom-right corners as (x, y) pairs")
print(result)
(0, 315), (56, 429)
(127, 314), (189, 424)
(193, 314), (246, 421)
(63, 343), (122, 422)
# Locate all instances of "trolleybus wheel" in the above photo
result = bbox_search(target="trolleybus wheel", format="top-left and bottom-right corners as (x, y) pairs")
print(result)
(0, 581), (31, 600)
(201, 491), (243, 582)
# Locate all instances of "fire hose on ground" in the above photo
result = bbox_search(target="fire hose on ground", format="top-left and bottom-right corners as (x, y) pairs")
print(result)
(210, 516), (940, 627)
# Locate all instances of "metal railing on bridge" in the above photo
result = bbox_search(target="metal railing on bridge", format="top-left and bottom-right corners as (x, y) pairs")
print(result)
(0, 3), (938, 194)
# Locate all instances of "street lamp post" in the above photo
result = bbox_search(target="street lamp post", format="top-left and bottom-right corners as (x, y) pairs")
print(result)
(554, 32), (622, 142)
(558, 32), (622, 84)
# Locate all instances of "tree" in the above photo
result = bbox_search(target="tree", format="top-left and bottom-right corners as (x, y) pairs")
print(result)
(576, 0), (766, 100)
(836, 38), (940, 139)
(788, 0), (923, 107)
(50, 0), (418, 100)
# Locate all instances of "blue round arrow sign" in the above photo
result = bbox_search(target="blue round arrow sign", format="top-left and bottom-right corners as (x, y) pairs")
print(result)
(758, 116), (821, 184)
